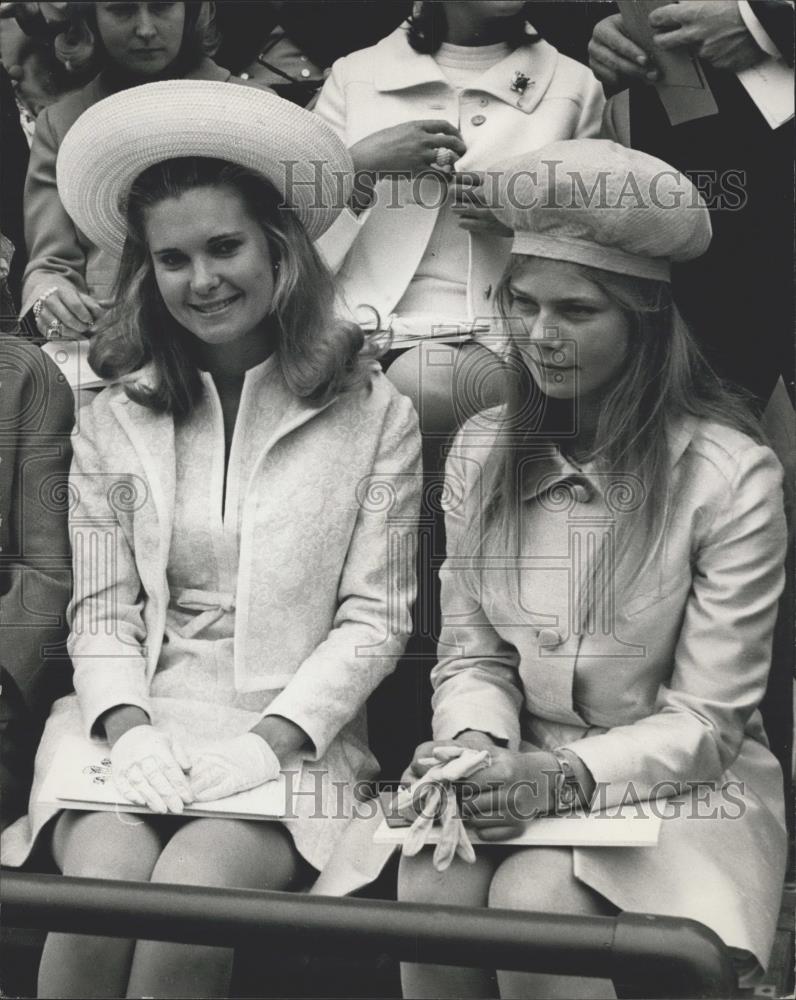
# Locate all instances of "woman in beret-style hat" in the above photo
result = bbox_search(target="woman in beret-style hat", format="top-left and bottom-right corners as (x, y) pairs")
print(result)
(399, 140), (787, 997)
(1, 80), (422, 998)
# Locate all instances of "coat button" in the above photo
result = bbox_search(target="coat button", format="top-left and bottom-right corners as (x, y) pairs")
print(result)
(239, 72), (250, 80)
(538, 627), (563, 648)
(300, 68), (311, 78)
(470, 114), (486, 126)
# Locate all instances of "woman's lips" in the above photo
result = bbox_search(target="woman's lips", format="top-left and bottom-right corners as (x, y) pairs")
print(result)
(188, 294), (241, 316)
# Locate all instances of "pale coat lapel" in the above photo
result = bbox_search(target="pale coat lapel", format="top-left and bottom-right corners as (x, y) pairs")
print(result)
(110, 391), (175, 678)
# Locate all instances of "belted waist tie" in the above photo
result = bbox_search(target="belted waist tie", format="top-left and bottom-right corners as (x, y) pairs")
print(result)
(170, 588), (236, 639)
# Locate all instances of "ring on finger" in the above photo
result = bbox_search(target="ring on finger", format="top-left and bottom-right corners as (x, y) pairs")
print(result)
(433, 147), (455, 171)
(46, 318), (63, 340)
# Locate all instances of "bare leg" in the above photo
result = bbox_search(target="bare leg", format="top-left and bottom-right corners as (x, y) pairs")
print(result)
(397, 849), (504, 999)
(125, 818), (305, 999)
(37, 810), (167, 999)
(490, 848), (617, 999)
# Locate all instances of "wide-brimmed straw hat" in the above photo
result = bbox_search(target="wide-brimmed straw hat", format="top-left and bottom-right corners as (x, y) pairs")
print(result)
(57, 79), (354, 254)
(491, 139), (712, 282)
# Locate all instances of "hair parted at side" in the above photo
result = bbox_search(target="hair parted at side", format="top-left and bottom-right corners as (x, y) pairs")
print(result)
(458, 256), (762, 609)
(89, 157), (368, 417)
(54, 2), (217, 77)
(407, 1), (538, 54)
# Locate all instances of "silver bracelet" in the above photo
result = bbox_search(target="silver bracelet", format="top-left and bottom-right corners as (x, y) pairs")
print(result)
(32, 286), (59, 322)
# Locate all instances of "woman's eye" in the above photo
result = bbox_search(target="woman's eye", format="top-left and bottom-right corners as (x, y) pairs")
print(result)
(155, 253), (185, 269)
(510, 295), (537, 314)
(212, 240), (241, 257)
(566, 305), (597, 318)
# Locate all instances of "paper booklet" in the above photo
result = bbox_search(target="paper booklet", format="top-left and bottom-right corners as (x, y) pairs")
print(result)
(375, 792), (662, 848)
(38, 734), (301, 821)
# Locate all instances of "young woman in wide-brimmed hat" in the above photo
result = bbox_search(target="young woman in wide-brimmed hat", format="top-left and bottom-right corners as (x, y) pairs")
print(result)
(2, 80), (421, 998)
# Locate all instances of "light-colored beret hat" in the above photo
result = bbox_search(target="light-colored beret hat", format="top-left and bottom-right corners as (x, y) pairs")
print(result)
(491, 139), (712, 282)
(57, 79), (354, 255)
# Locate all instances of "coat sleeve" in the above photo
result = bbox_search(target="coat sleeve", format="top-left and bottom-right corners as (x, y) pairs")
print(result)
(0, 342), (73, 715)
(430, 436), (525, 748)
(565, 443), (787, 806)
(313, 56), (372, 274)
(573, 66), (607, 138)
(67, 397), (152, 737)
(20, 108), (89, 317)
(260, 388), (422, 759)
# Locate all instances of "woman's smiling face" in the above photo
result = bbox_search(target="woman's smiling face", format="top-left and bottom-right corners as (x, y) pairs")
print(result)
(504, 257), (632, 403)
(144, 185), (275, 349)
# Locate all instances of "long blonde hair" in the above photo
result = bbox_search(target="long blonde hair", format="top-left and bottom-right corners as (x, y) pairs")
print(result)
(461, 256), (761, 606)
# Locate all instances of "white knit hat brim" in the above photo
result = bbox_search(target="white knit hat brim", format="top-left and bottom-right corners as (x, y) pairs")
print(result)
(56, 80), (354, 254)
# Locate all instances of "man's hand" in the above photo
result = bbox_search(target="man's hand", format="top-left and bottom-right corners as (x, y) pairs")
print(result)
(651, 1), (765, 72)
(589, 13), (661, 91)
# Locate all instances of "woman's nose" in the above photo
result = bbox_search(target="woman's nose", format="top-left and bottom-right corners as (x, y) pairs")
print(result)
(134, 10), (157, 39)
(190, 261), (221, 295)
(528, 312), (564, 346)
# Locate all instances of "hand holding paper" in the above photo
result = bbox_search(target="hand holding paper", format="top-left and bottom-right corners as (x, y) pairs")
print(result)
(650, 1), (765, 73)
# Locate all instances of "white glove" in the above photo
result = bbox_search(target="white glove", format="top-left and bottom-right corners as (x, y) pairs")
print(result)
(111, 725), (193, 814)
(189, 733), (281, 802)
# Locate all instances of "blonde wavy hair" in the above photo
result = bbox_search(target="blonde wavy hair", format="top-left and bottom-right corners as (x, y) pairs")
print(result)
(90, 157), (369, 416)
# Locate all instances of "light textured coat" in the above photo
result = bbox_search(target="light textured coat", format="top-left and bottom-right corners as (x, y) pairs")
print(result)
(1, 365), (422, 871)
(314, 24), (605, 325)
(433, 411), (788, 981)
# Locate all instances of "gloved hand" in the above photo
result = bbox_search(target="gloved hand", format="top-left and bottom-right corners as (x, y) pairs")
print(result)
(189, 733), (281, 802)
(111, 725), (193, 814)
(398, 746), (490, 872)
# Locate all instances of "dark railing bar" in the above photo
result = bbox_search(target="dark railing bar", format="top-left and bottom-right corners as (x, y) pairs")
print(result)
(0, 872), (736, 998)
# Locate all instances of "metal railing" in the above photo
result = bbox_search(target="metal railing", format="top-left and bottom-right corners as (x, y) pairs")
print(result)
(0, 871), (736, 998)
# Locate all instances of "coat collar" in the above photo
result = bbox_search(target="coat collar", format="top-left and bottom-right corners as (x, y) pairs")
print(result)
(519, 417), (699, 502)
(373, 23), (559, 114)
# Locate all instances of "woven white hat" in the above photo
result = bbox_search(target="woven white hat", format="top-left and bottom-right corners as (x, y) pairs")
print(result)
(56, 79), (354, 254)
(491, 139), (712, 282)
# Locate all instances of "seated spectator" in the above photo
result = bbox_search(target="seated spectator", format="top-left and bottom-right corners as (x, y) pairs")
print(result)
(588, 1), (794, 407)
(1, 80), (421, 999)
(0, 336), (73, 828)
(314, 0), (604, 432)
(398, 140), (787, 998)
(21, 1), (266, 342)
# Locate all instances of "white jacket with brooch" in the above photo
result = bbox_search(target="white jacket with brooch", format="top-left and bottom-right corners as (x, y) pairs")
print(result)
(314, 24), (605, 326)
(1, 364), (422, 872)
(433, 412), (787, 982)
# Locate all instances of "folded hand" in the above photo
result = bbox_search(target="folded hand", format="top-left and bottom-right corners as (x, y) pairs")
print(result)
(111, 725), (193, 814)
(189, 733), (281, 802)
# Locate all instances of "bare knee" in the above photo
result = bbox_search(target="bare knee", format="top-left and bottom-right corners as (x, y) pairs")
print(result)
(489, 848), (577, 912)
(398, 849), (497, 908)
(150, 819), (302, 890)
(54, 811), (164, 882)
